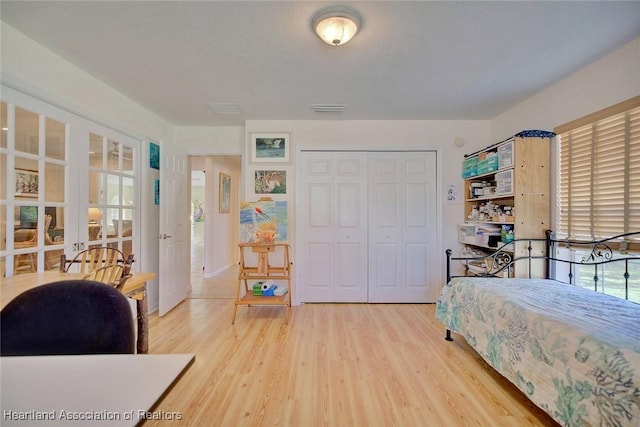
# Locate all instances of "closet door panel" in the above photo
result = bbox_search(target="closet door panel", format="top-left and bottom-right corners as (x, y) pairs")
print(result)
(368, 153), (402, 301)
(307, 242), (332, 293)
(300, 152), (367, 302)
(369, 152), (438, 302)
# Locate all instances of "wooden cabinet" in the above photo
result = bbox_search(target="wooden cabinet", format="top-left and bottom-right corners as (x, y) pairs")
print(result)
(233, 243), (291, 324)
(459, 136), (550, 277)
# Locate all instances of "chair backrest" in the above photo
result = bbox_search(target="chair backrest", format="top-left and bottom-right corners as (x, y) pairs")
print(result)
(60, 247), (124, 274)
(0, 280), (135, 356)
(83, 264), (127, 288)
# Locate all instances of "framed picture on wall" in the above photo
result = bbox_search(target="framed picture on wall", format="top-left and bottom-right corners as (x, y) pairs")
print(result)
(254, 170), (286, 194)
(150, 142), (160, 170)
(250, 133), (289, 163)
(219, 173), (231, 214)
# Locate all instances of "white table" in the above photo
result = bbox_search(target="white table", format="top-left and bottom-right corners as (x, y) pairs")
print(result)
(0, 354), (194, 426)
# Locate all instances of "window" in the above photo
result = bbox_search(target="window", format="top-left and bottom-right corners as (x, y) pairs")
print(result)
(555, 96), (640, 241)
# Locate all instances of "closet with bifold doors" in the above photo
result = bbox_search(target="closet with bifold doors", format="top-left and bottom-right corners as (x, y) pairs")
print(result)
(299, 150), (439, 303)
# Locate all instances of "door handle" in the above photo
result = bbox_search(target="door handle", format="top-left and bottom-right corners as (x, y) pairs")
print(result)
(159, 234), (173, 240)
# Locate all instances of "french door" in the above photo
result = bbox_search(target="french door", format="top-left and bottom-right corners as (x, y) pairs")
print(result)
(299, 151), (438, 303)
(1, 86), (140, 277)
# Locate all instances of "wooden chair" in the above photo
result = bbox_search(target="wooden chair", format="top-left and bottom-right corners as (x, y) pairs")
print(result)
(14, 215), (53, 274)
(83, 264), (131, 290)
(59, 247), (126, 274)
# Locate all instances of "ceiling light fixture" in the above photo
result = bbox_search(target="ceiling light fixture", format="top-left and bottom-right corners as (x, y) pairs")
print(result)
(312, 6), (361, 46)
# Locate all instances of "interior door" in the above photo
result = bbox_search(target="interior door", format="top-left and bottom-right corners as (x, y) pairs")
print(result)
(299, 151), (368, 302)
(159, 142), (189, 316)
(368, 152), (438, 302)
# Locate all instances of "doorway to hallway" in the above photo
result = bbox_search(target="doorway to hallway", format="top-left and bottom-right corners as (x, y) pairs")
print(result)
(187, 155), (240, 299)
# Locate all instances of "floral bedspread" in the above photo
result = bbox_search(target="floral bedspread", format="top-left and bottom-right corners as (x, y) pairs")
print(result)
(435, 277), (640, 427)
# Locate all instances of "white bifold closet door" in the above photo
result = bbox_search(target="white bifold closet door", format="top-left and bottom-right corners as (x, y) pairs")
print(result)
(299, 151), (438, 303)
(300, 152), (369, 302)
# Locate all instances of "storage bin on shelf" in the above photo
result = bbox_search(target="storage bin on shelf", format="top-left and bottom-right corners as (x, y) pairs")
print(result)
(494, 169), (513, 195)
(477, 155), (498, 174)
(497, 140), (514, 169)
(462, 155), (478, 178)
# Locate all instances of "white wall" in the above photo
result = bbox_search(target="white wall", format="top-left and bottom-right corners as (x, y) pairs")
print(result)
(4, 18), (637, 303)
(491, 37), (640, 142)
(491, 36), (640, 233)
(173, 126), (244, 155)
(175, 120), (492, 290)
(244, 120), (491, 292)
(203, 156), (240, 277)
(1, 23), (174, 311)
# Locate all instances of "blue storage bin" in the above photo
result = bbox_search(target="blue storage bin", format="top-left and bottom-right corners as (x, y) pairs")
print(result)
(477, 156), (498, 174)
(462, 155), (478, 178)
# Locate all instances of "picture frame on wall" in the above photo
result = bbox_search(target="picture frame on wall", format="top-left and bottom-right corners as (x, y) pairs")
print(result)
(250, 133), (289, 163)
(150, 142), (160, 170)
(15, 168), (39, 198)
(154, 179), (160, 205)
(219, 173), (231, 214)
(254, 170), (286, 194)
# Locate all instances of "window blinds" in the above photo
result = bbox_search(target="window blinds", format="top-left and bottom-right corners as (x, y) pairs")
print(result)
(556, 97), (640, 240)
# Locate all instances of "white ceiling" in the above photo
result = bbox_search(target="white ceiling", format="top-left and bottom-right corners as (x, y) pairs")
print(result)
(2, 1), (639, 127)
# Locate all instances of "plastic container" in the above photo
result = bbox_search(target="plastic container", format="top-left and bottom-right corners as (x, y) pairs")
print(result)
(462, 155), (478, 178)
(477, 156), (498, 174)
(495, 169), (513, 195)
(497, 140), (514, 169)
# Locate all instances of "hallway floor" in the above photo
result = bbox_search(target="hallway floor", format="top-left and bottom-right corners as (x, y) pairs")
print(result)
(188, 238), (237, 299)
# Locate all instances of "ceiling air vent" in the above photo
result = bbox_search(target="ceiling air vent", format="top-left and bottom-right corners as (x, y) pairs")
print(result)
(312, 104), (346, 113)
(206, 103), (242, 114)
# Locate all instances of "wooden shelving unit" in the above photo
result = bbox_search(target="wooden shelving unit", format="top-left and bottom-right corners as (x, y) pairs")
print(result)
(459, 136), (550, 277)
(233, 243), (292, 324)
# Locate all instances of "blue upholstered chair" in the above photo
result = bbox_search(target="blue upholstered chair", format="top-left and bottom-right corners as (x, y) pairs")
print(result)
(0, 280), (135, 356)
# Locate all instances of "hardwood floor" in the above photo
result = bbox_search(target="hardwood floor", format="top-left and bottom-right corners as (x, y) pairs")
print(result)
(144, 297), (559, 426)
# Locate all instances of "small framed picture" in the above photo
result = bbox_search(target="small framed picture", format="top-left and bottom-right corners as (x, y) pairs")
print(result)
(15, 168), (39, 198)
(154, 179), (160, 205)
(251, 133), (289, 163)
(255, 170), (286, 194)
(219, 173), (231, 214)
(150, 142), (160, 170)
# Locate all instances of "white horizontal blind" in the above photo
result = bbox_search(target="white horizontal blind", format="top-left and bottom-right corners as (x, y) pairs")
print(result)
(630, 107), (640, 233)
(557, 100), (640, 240)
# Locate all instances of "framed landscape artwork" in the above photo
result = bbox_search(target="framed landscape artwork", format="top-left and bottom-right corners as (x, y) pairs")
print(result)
(251, 133), (289, 163)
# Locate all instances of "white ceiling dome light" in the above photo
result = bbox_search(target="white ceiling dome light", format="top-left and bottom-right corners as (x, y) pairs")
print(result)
(312, 6), (362, 46)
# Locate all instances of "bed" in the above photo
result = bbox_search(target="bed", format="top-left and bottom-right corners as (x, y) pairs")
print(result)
(435, 231), (640, 427)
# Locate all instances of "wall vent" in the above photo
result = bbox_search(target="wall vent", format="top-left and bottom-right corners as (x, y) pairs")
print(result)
(312, 104), (347, 113)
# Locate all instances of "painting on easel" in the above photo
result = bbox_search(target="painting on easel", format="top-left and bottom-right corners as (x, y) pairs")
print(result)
(239, 199), (287, 244)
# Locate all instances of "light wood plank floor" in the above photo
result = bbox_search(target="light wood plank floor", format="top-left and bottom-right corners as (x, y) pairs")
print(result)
(144, 296), (559, 426)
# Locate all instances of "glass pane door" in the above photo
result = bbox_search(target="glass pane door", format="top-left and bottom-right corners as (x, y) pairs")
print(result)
(1, 102), (68, 276)
(88, 134), (136, 260)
